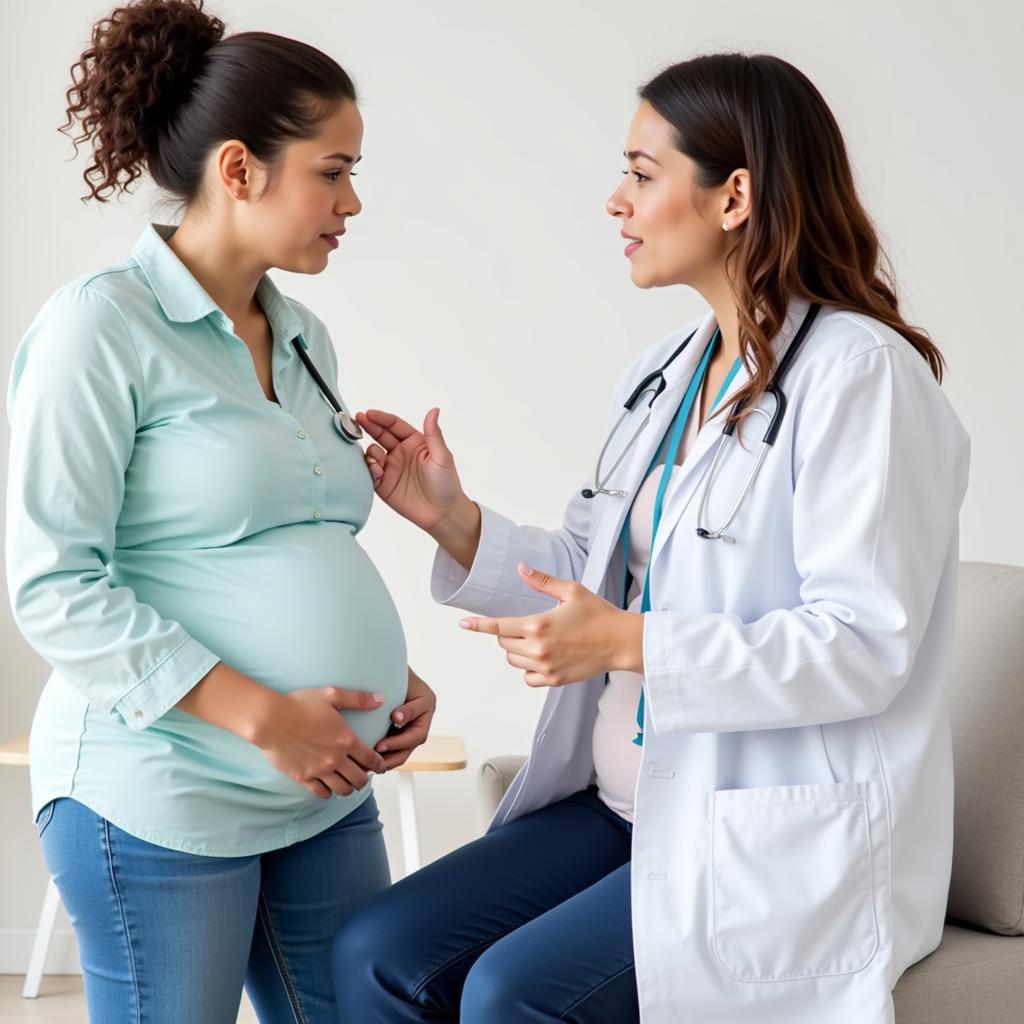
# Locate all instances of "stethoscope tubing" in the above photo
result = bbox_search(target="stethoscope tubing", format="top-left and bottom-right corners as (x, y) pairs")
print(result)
(291, 337), (364, 443)
(583, 304), (823, 542)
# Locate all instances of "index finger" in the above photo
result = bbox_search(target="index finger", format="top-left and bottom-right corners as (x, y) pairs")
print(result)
(346, 737), (386, 774)
(358, 409), (418, 446)
(459, 615), (532, 638)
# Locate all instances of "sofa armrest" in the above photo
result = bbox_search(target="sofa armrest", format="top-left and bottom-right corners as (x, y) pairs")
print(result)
(477, 755), (528, 830)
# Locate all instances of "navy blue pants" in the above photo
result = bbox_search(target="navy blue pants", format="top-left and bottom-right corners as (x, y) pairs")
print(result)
(331, 787), (639, 1022)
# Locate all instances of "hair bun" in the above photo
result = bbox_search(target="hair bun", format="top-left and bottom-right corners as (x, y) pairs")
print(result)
(62, 0), (226, 200)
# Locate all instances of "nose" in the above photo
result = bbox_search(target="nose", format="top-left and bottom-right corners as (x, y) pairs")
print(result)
(606, 179), (631, 219)
(337, 177), (362, 218)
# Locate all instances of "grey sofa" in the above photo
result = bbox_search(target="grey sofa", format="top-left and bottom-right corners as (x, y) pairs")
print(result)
(476, 562), (1024, 1022)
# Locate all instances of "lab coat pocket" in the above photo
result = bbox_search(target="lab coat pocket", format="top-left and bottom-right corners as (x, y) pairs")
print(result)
(711, 781), (879, 982)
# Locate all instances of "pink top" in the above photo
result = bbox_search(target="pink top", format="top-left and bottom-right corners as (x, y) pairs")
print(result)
(592, 379), (705, 823)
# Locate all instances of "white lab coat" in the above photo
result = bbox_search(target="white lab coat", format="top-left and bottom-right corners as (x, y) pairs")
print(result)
(431, 298), (970, 1023)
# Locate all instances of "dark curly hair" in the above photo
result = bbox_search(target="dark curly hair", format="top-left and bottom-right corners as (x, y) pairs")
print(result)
(60, 0), (357, 205)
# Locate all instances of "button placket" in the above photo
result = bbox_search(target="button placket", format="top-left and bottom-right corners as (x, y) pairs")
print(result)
(308, 440), (327, 522)
(281, 410), (325, 522)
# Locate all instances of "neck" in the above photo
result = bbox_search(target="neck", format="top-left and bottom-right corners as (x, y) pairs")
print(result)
(694, 272), (740, 362)
(164, 215), (268, 327)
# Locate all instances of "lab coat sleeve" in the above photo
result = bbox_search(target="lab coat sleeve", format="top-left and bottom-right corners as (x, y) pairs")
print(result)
(430, 495), (592, 618)
(5, 285), (221, 731)
(431, 321), (702, 619)
(643, 342), (970, 735)
(431, 382), (639, 618)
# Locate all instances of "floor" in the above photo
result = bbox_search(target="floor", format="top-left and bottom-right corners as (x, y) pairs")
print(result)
(0, 975), (258, 1022)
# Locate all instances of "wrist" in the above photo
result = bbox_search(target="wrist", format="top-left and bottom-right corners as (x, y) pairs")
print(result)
(243, 685), (286, 748)
(177, 662), (283, 746)
(428, 493), (475, 542)
(428, 494), (481, 571)
(611, 609), (645, 674)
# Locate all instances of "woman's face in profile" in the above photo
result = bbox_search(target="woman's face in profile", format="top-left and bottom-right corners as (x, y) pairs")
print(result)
(245, 98), (365, 275)
(607, 101), (725, 290)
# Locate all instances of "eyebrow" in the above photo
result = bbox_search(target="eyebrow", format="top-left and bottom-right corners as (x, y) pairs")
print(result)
(624, 149), (659, 165)
(320, 153), (362, 164)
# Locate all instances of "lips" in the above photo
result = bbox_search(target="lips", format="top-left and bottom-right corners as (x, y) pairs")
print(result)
(622, 231), (643, 257)
(320, 230), (344, 250)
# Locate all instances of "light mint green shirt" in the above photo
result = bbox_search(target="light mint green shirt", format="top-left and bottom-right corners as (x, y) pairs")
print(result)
(5, 223), (407, 856)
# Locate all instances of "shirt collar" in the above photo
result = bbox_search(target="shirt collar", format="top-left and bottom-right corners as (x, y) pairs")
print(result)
(131, 223), (305, 343)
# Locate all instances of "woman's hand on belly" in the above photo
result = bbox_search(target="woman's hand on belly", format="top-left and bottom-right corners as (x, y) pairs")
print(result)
(373, 667), (437, 771)
(250, 686), (388, 799)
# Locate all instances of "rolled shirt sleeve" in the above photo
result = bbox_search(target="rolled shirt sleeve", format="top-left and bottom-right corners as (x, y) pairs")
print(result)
(5, 284), (220, 730)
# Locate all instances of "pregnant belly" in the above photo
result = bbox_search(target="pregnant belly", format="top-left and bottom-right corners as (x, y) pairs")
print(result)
(109, 523), (407, 794)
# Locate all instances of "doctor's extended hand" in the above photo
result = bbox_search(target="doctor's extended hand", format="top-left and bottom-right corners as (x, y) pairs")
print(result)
(460, 563), (645, 687)
(356, 408), (465, 532)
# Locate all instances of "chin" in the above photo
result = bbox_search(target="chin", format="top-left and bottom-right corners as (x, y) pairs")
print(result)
(629, 266), (658, 290)
(279, 252), (327, 276)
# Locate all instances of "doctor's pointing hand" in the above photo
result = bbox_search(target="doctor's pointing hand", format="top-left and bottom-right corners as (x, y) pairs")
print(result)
(460, 565), (644, 688)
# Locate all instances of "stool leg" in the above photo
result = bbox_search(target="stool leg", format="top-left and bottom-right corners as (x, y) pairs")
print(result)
(22, 877), (60, 998)
(397, 772), (422, 877)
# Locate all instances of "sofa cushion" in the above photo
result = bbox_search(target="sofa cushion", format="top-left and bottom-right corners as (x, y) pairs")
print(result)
(946, 562), (1024, 935)
(893, 924), (1024, 1023)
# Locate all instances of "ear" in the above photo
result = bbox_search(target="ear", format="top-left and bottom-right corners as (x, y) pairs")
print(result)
(215, 140), (252, 201)
(721, 168), (752, 231)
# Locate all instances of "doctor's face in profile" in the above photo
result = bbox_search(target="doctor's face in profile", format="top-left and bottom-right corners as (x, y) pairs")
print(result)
(607, 100), (735, 290)
(227, 98), (365, 275)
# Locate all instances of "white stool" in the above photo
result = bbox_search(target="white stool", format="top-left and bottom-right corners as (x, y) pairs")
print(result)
(1, 732), (466, 998)
(0, 736), (58, 999)
(392, 735), (467, 876)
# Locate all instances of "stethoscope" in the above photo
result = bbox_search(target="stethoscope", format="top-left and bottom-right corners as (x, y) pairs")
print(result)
(291, 337), (364, 443)
(583, 302), (822, 543)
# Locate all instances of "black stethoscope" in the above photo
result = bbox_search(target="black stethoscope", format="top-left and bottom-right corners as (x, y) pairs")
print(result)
(583, 302), (822, 542)
(291, 337), (364, 443)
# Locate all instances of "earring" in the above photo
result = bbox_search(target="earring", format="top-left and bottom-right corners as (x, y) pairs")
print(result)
(722, 221), (730, 232)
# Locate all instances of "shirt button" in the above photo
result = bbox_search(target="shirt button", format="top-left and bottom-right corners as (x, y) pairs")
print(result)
(133, 709), (143, 719)
(296, 428), (306, 439)
(313, 510), (323, 520)
(313, 464), (324, 476)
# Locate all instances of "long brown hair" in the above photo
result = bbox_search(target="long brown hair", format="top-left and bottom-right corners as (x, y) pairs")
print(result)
(639, 54), (943, 420)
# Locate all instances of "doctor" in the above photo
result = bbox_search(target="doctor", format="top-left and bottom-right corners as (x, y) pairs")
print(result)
(332, 53), (970, 1023)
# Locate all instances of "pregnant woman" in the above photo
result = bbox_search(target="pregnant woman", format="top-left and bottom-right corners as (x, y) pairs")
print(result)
(5, 2), (433, 1021)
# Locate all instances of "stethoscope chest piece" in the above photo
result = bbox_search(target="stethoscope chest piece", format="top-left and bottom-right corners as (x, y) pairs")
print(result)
(334, 410), (363, 443)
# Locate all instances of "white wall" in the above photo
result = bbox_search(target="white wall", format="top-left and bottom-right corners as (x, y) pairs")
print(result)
(1, 0), (1020, 973)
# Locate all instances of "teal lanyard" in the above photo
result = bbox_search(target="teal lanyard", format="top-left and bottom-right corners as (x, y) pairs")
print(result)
(621, 332), (742, 745)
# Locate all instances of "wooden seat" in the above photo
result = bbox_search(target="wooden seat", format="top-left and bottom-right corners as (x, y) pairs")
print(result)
(0, 735), (28, 766)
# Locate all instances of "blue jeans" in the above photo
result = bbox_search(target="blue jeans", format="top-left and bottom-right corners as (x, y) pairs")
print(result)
(331, 787), (639, 1023)
(36, 792), (390, 1023)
